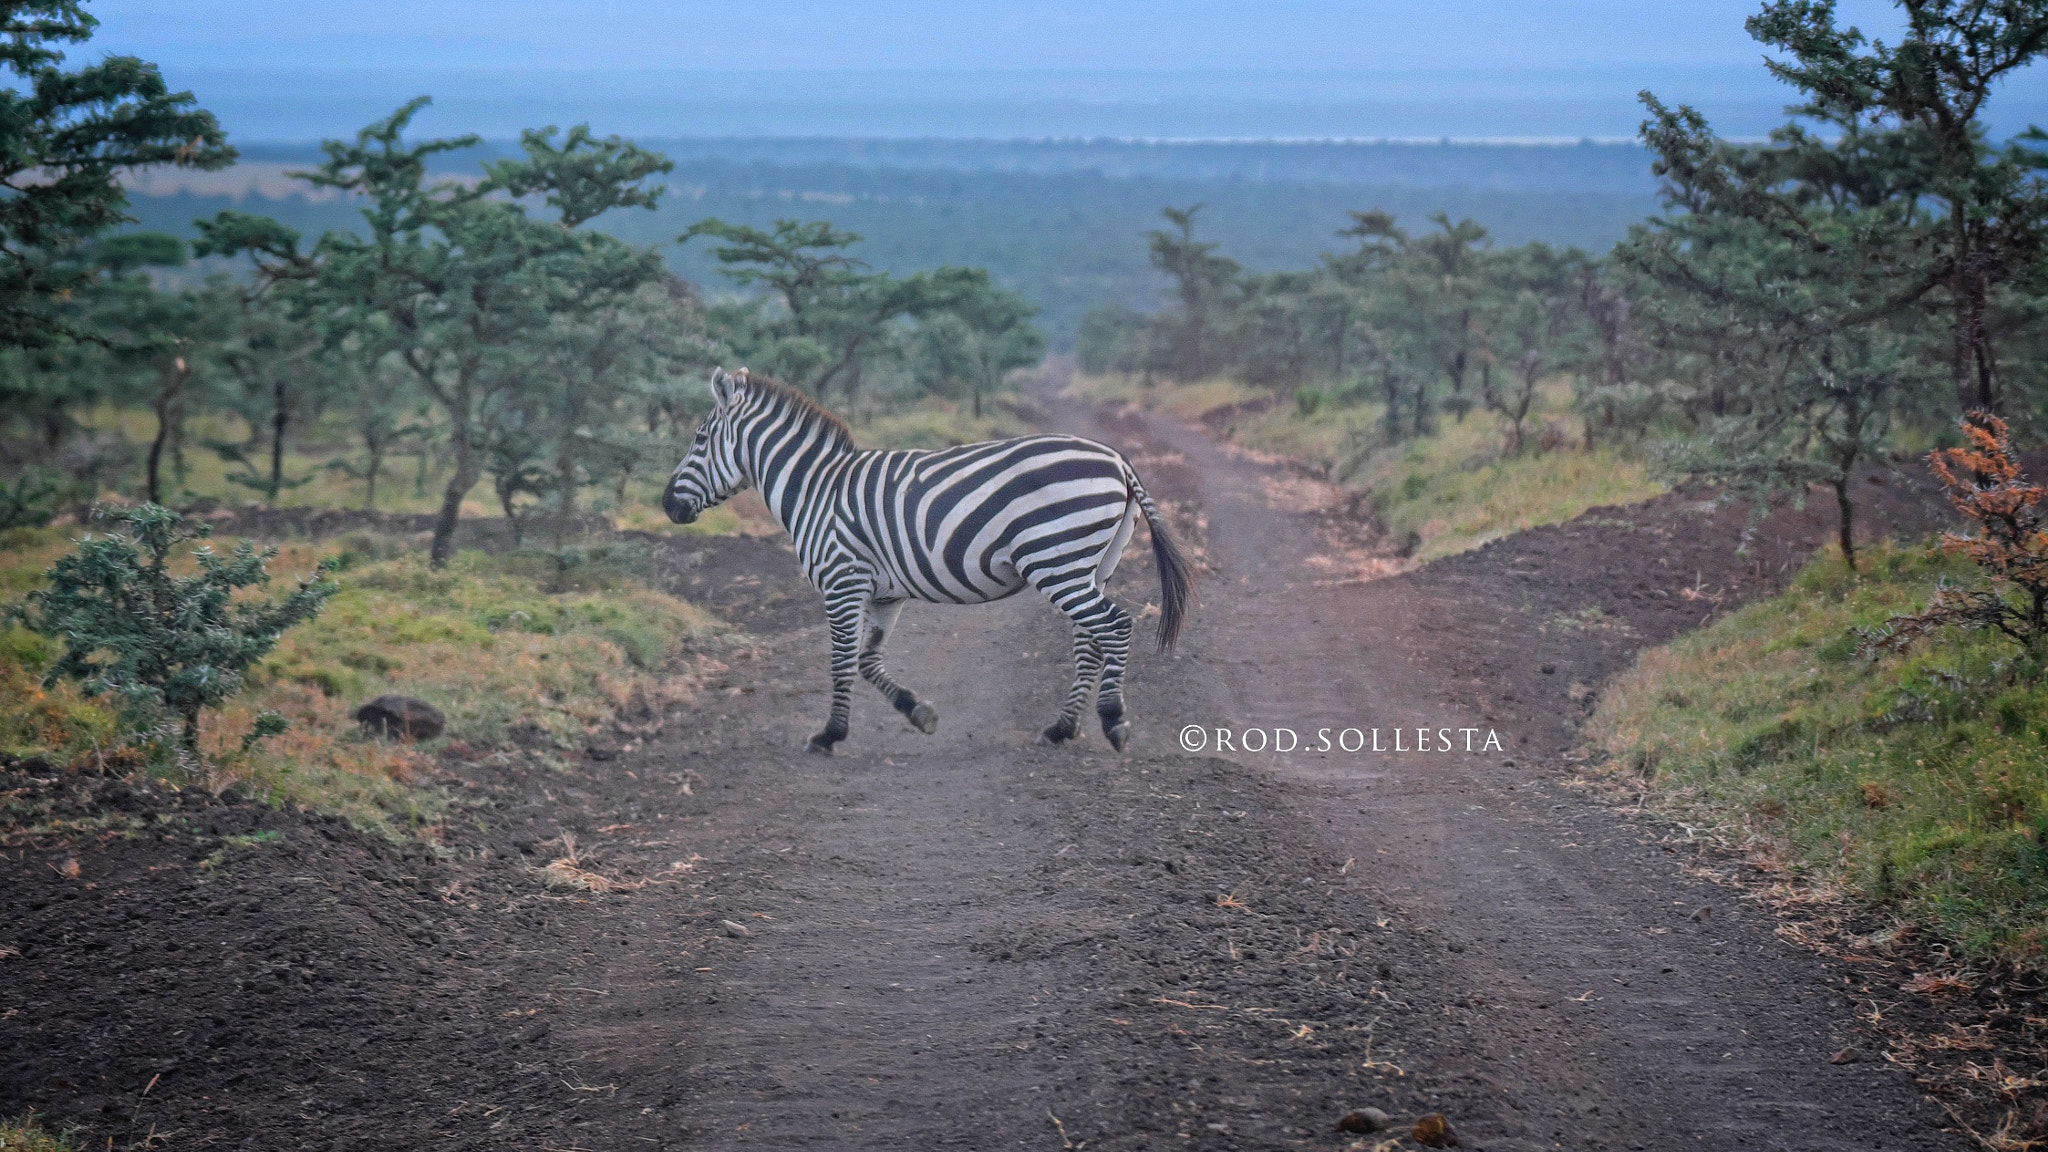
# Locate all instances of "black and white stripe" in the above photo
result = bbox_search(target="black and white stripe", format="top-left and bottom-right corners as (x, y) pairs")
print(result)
(664, 368), (1191, 754)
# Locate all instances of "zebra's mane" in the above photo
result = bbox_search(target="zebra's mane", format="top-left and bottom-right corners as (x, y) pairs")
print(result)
(738, 373), (858, 453)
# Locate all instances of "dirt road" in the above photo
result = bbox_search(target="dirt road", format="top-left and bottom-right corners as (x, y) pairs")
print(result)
(2, 390), (1966, 1150)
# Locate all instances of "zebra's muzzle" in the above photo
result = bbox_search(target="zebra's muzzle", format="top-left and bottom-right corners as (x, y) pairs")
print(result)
(662, 488), (699, 524)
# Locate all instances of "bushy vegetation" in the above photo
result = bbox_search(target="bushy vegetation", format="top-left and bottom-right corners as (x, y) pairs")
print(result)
(1074, 0), (2048, 560)
(0, 4), (1046, 564)
(16, 504), (337, 749)
(1590, 541), (2048, 965)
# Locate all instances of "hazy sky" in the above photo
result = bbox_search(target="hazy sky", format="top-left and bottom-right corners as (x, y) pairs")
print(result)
(82, 1), (2048, 140)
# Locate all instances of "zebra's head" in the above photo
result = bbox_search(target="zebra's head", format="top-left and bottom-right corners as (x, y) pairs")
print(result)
(663, 368), (750, 524)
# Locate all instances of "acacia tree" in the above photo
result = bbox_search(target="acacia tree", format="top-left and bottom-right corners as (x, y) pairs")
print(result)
(1481, 244), (1592, 454)
(1744, 0), (2048, 414)
(1146, 205), (1241, 381)
(0, 0), (233, 349)
(69, 234), (236, 504)
(210, 100), (674, 567)
(913, 268), (1045, 418)
(681, 218), (957, 398)
(1625, 99), (1931, 570)
(1410, 213), (1492, 424)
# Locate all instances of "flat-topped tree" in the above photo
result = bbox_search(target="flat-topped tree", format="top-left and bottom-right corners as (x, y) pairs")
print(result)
(682, 218), (964, 400)
(912, 267), (1044, 419)
(0, 0), (233, 350)
(204, 100), (673, 567)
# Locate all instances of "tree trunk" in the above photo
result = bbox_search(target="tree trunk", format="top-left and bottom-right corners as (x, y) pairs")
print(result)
(169, 392), (188, 488)
(551, 441), (579, 554)
(268, 378), (288, 501)
(431, 448), (480, 569)
(146, 358), (189, 506)
(1834, 476), (1857, 572)
(363, 438), (384, 511)
(430, 390), (481, 569)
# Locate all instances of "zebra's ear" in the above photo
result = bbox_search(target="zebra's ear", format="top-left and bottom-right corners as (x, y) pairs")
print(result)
(708, 368), (732, 405)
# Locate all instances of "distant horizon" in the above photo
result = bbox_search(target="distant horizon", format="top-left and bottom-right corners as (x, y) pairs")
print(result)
(121, 63), (2048, 146)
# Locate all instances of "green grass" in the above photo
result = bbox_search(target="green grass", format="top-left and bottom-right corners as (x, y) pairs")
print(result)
(1069, 372), (1664, 560)
(0, 526), (727, 838)
(1353, 430), (1662, 561)
(1589, 541), (2048, 967)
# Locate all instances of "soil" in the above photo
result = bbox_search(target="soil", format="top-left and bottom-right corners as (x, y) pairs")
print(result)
(0, 381), (1999, 1150)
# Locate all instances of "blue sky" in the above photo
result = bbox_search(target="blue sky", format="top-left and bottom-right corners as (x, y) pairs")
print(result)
(84, 1), (2048, 141)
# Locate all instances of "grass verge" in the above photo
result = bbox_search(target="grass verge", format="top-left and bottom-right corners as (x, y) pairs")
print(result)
(1, 527), (728, 838)
(1068, 373), (1663, 560)
(1588, 541), (2048, 967)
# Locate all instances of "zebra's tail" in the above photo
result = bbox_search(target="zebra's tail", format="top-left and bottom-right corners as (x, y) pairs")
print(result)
(1131, 473), (1193, 652)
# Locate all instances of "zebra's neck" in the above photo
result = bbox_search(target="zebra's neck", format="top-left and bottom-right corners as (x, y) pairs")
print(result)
(736, 398), (857, 536)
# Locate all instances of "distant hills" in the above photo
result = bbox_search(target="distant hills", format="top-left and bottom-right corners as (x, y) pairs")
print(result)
(124, 139), (1665, 346)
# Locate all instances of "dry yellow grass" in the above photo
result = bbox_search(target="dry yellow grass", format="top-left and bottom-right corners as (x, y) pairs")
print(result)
(1069, 373), (1663, 561)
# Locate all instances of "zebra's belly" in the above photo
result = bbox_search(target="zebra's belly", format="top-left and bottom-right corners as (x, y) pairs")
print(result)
(882, 560), (1029, 605)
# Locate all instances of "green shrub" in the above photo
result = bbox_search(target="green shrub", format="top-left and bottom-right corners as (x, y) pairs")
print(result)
(15, 504), (337, 749)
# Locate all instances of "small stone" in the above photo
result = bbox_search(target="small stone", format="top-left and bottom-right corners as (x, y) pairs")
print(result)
(1831, 1046), (1861, 1065)
(1689, 905), (1713, 922)
(352, 695), (445, 741)
(1412, 1112), (1458, 1147)
(1411, 1112), (1457, 1147)
(721, 919), (752, 939)
(1336, 1107), (1390, 1134)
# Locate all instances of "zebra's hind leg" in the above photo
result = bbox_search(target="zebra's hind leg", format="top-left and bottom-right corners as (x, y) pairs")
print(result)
(857, 597), (937, 734)
(1032, 574), (1133, 750)
(806, 578), (869, 755)
(1090, 597), (1137, 752)
(1035, 623), (1105, 746)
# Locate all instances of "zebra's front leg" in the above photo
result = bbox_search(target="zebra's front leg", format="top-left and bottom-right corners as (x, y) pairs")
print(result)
(805, 581), (869, 755)
(857, 597), (938, 735)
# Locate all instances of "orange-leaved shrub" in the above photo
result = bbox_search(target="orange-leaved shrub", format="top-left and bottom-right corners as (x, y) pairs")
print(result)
(1864, 413), (2048, 663)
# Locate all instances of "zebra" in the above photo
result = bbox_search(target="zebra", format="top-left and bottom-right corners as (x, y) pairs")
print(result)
(663, 367), (1192, 755)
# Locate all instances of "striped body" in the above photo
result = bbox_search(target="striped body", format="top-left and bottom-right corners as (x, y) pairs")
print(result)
(775, 434), (1139, 606)
(665, 369), (1190, 753)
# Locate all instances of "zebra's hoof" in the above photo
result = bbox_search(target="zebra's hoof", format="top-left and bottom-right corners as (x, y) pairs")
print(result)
(1036, 723), (1076, 747)
(909, 701), (939, 735)
(804, 738), (834, 756)
(1105, 722), (1131, 752)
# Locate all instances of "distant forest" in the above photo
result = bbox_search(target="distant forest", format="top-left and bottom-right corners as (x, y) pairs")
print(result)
(123, 140), (1660, 346)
